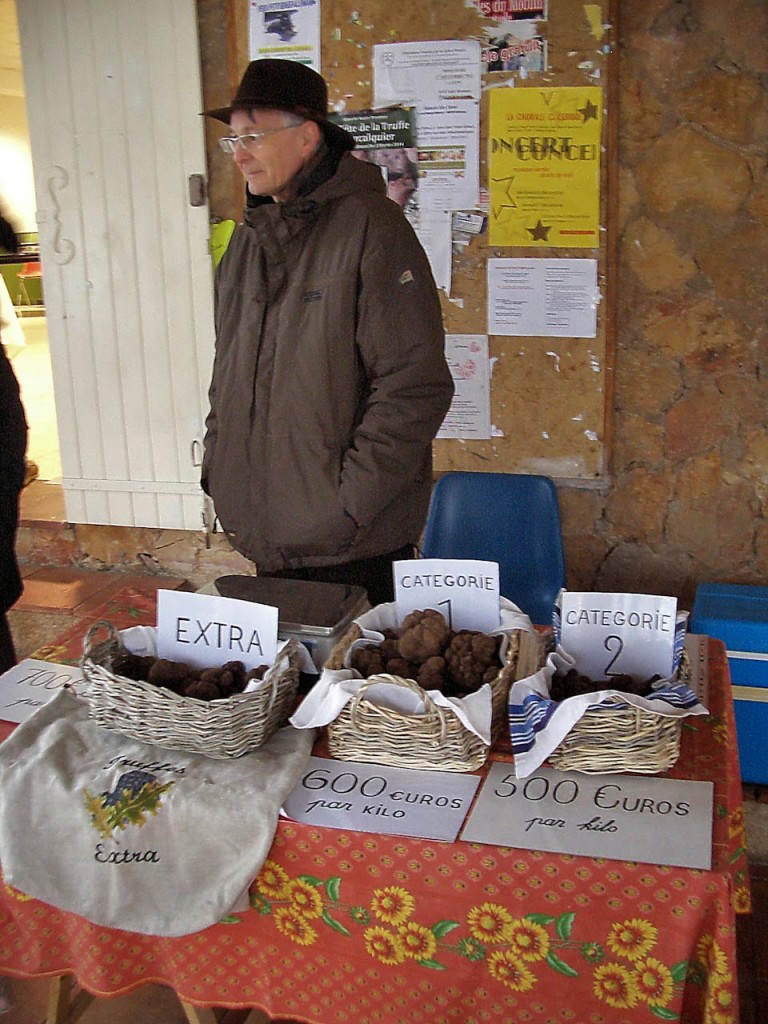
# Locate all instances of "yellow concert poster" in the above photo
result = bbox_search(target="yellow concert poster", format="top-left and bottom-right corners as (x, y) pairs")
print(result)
(489, 86), (602, 248)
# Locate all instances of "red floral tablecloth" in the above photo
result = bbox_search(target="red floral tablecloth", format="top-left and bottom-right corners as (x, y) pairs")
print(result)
(0, 633), (749, 1024)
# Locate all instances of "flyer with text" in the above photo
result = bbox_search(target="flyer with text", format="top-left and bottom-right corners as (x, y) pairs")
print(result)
(489, 86), (602, 248)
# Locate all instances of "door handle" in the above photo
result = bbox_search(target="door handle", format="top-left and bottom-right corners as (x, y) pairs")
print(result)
(188, 173), (207, 207)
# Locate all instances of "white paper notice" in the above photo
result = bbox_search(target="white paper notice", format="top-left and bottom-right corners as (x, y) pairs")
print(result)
(248, 0), (321, 71)
(282, 755), (481, 842)
(413, 209), (452, 293)
(559, 591), (679, 681)
(461, 763), (714, 870)
(488, 258), (599, 337)
(438, 334), (491, 439)
(373, 40), (482, 107)
(393, 559), (501, 632)
(0, 659), (80, 724)
(156, 589), (278, 672)
(416, 101), (480, 213)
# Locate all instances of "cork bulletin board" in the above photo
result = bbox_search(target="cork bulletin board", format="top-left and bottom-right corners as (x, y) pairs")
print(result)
(218, 0), (618, 480)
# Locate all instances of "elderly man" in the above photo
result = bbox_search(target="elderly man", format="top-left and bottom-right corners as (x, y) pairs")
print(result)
(202, 60), (453, 605)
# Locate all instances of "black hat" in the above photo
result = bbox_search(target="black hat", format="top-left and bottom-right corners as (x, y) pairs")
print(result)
(204, 58), (354, 150)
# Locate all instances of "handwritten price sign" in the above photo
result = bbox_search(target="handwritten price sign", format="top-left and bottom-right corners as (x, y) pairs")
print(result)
(461, 763), (713, 870)
(0, 659), (81, 724)
(282, 756), (481, 842)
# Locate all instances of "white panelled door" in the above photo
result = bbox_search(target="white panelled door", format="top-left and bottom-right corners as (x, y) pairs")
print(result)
(16, 0), (215, 529)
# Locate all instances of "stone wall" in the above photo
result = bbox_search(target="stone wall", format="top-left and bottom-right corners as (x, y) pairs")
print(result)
(562, 0), (768, 607)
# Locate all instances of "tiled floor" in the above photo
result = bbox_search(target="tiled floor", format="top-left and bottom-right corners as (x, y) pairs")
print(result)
(18, 479), (65, 524)
(0, 977), (203, 1023)
(0, 977), (268, 1023)
(2, 567), (767, 1023)
(737, 862), (768, 1024)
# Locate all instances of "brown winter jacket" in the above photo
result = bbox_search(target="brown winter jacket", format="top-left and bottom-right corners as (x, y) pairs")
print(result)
(202, 152), (454, 571)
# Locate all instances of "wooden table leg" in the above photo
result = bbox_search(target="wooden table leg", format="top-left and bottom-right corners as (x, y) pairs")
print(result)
(180, 1004), (270, 1024)
(180, 1003), (221, 1024)
(47, 975), (95, 1024)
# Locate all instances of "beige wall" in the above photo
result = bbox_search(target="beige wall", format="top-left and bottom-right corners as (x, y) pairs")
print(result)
(0, 93), (36, 233)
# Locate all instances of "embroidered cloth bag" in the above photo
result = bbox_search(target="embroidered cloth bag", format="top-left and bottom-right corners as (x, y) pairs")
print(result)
(0, 689), (315, 936)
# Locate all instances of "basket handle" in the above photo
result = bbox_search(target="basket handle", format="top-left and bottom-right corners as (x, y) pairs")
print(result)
(257, 638), (299, 710)
(82, 620), (122, 660)
(80, 620), (126, 688)
(349, 673), (448, 746)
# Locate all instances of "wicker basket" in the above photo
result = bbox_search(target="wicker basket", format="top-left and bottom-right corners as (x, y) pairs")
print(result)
(80, 621), (301, 758)
(546, 704), (681, 775)
(325, 625), (543, 772)
(545, 649), (693, 775)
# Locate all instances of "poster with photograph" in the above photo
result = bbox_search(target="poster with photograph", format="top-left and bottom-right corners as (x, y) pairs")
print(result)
(329, 108), (419, 214)
(416, 101), (480, 213)
(473, 0), (548, 74)
(248, 0), (321, 70)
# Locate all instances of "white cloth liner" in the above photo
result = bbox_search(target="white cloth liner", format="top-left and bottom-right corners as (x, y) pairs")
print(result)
(0, 688), (316, 936)
(290, 599), (534, 744)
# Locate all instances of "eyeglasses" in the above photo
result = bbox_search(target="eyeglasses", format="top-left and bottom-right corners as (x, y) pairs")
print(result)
(218, 123), (299, 155)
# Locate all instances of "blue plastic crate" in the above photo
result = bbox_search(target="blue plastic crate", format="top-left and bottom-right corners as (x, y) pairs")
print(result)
(690, 583), (768, 784)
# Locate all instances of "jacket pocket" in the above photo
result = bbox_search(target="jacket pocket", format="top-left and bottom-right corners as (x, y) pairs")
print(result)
(266, 435), (357, 560)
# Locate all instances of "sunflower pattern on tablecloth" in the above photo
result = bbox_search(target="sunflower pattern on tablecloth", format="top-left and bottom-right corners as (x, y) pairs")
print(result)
(229, 860), (734, 1021)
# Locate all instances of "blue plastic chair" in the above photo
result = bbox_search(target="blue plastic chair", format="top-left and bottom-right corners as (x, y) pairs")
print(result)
(421, 472), (566, 625)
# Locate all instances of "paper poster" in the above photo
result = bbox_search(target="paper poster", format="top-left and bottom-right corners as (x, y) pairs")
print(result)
(474, 0), (548, 18)
(473, 0), (548, 74)
(488, 258), (599, 337)
(438, 334), (491, 439)
(330, 107), (419, 215)
(489, 86), (603, 248)
(416, 101), (481, 213)
(413, 209), (452, 293)
(248, 0), (321, 70)
(483, 26), (547, 74)
(373, 40), (482, 107)
(472, 0), (549, 76)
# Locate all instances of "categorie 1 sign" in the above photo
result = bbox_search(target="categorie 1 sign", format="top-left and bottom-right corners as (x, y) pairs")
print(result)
(393, 558), (501, 632)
